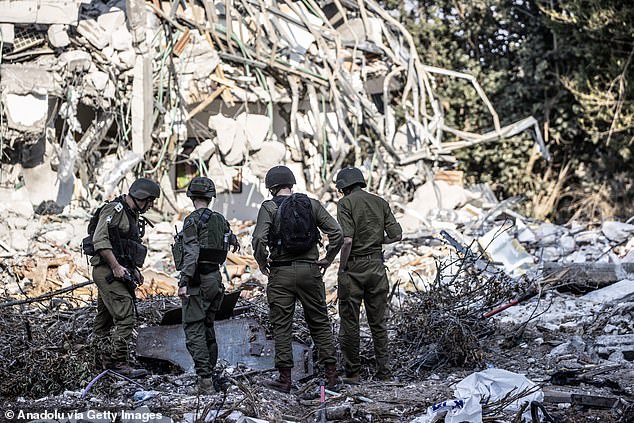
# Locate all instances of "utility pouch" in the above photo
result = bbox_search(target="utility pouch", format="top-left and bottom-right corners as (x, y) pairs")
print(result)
(172, 229), (184, 271)
(82, 235), (96, 256)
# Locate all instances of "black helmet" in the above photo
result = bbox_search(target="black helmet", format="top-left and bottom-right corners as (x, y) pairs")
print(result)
(265, 165), (296, 189)
(335, 167), (367, 190)
(129, 178), (161, 200)
(187, 176), (216, 199)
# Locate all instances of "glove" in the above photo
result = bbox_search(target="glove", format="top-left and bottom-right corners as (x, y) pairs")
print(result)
(229, 233), (240, 253)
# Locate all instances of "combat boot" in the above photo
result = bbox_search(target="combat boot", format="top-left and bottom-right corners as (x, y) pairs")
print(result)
(264, 368), (292, 393)
(342, 372), (360, 385)
(198, 377), (214, 393)
(109, 362), (148, 378)
(324, 363), (341, 391)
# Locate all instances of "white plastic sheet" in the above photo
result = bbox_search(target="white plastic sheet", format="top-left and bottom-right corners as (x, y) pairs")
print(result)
(411, 369), (543, 423)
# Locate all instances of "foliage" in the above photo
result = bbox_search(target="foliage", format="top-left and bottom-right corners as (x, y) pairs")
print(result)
(383, 0), (634, 221)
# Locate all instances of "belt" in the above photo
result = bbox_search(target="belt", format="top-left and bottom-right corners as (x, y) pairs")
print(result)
(270, 261), (314, 267)
(348, 252), (383, 262)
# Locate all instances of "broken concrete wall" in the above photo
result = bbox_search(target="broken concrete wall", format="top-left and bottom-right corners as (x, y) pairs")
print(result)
(0, 0), (549, 218)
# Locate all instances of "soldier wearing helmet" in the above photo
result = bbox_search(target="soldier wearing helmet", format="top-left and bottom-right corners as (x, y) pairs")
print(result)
(335, 167), (402, 384)
(251, 165), (343, 393)
(91, 177), (160, 378)
(178, 176), (238, 393)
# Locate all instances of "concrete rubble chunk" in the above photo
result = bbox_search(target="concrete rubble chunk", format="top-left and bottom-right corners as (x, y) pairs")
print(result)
(0, 64), (60, 96)
(601, 221), (634, 243)
(97, 7), (126, 33)
(88, 71), (109, 91)
(250, 141), (287, 178)
(111, 26), (133, 51)
(338, 17), (384, 46)
(0, 0), (82, 25)
(59, 50), (93, 73)
(47, 24), (70, 48)
(76, 18), (109, 50)
(2, 93), (48, 132)
(0, 23), (15, 43)
(581, 279), (634, 303)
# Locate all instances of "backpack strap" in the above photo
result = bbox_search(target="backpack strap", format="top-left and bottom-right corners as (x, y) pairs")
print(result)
(199, 208), (213, 225)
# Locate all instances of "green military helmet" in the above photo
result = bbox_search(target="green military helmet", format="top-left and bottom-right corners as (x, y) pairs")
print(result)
(265, 165), (296, 189)
(335, 167), (367, 190)
(187, 176), (216, 199)
(129, 178), (161, 200)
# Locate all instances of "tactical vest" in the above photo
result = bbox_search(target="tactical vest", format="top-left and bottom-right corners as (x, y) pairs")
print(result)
(109, 198), (148, 268)
(172, 208), (230, 270)
(82, 196), (148, 268)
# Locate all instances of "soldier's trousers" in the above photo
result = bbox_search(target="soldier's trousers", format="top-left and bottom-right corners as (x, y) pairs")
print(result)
(93, 264), (135, 364)
(182, 270), (224, 378)
(267, 262), (336, 369)
(338, 259), (390, 377)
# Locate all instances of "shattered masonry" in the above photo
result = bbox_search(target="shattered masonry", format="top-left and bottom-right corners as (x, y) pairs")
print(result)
(0, 0), (547, 211)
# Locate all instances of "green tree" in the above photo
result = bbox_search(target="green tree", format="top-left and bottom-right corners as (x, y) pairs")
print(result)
(383, 0), (634, 221)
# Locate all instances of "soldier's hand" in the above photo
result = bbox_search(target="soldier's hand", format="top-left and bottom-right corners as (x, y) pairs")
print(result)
(133, 268), (144, 285)
(112, 264), (127, 279)
(178, 286), (188, 298)
(229, 234), (240, 253)
(315, 258), (332, 274)
(258, 261), (270, 277)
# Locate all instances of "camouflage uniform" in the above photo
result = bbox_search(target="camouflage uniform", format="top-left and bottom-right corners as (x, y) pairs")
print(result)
(252, 197), (343, 370)
(337, 186), (402, 378)
(179, 208), (229, 378)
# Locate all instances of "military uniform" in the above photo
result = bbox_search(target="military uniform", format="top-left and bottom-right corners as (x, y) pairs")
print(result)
(337, 186), (402, 378)
(179, 208), (229, 379)
(252, 196), (343, 371)
(91, 198), (141, 365)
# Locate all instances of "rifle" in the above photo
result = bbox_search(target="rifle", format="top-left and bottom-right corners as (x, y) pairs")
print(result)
(105, 267), (140, 298)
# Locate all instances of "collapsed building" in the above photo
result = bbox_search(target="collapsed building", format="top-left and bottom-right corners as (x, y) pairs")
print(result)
(0, 0), (547, 220)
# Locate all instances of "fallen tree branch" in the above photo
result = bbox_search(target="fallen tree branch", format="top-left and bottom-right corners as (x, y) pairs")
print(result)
(0, 280), (94, 308)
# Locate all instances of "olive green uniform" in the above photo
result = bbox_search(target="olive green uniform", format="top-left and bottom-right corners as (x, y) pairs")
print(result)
(179, 208), (227, 378)
(91, 200), (139, 364)
(337, 187), (402, 377)
(252, 196), (343, 369)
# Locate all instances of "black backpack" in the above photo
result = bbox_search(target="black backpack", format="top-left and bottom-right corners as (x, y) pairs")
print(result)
(82, 201), (114, 257)
(270, 193), (319, 254)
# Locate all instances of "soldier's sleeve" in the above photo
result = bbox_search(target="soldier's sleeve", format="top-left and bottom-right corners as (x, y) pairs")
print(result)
(179, 215), (200, 286)
(314, 200), (343, 262)
(251, 203), (273, 268)
(336, 199), (355, 238)
(92, 202), (123, 251)
(383, 199), (403, 239)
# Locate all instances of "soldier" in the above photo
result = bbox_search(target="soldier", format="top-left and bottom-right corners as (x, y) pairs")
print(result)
(91, 177), (160, 378)
(252, 165), (343, 393)
(178, 177), (238, 392)
(335, 167), (402, 383)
